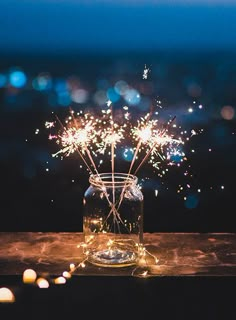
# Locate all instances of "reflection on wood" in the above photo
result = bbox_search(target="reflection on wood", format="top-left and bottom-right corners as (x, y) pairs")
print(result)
(0, 232), (235, 276)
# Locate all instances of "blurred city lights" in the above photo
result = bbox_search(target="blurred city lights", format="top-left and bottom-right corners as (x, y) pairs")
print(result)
(71, 88), (89, 104)
(124, 88), (141, 105)
(32, 73), (52, 91)
(114, 80), (129, 95)
(9, 69), (27, 88)
(54, 78), (68, 92)
(57, 91), (71, 106)
(220, 105), (235, 120)
(106, 87), (120, 103)
(93, 90), (107, 105)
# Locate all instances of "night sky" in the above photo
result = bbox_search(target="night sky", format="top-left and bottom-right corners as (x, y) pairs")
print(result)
(1, 0), (236, 53)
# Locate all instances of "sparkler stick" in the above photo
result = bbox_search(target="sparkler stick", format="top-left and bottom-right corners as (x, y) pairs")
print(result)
(84, 145), (99, 175)
(84, 143), (124, 232)
(110, 104), (117, 232)
(116, 115), (178, 220)
(112, 140), (142, 217)
(55, 114), (124, 232)
(128, 140), (142, 176)
(75, 149), (93, 174)
(114, 112), (155, 214)
(127, 111), (153, 175)
(82, 141), (123, 231)
(92, 104), (129, 232)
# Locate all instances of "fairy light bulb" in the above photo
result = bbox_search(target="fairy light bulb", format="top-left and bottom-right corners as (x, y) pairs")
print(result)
(62, 271), (71, 278)
(54, 276), (66, 284)
(36, 278), (49, 288)
(0, 287), (15, 303)
(23, 268), (37, 283)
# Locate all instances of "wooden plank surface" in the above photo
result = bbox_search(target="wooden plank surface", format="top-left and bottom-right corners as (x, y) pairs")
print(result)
(0, 232), (235, 277)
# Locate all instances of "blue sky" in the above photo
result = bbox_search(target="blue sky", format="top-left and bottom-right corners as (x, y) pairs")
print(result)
(0, 0), (236, 54)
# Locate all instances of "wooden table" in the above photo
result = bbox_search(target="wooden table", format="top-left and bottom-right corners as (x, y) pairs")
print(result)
(0, 232), (236, 318)
(0, 232), (235, 277)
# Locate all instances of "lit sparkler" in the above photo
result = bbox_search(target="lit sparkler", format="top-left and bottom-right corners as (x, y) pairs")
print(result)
(46, 105), (192, 232)
(46, 107), (187, 176)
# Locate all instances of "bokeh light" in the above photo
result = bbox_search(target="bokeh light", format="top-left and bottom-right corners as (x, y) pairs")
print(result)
(71, 88), (89, 104)
(9, 69), (27, 88)
(220, 105), (235, 120)
(36, 278), (50, 288)
(106, 87), (120, 103)
(23, 268), (37, 283)
(184, 194), (199, 209)
(93, 90), (107, 105)
(0, 287), (15, 303)
(32, 72), (52, 91)
(57, 91), (71, 106)
(114, 80), (129, 95)
(124, 88), (141, 105)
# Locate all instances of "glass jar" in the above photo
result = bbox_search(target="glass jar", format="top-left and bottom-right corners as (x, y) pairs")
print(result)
(83, 172), (144, 267)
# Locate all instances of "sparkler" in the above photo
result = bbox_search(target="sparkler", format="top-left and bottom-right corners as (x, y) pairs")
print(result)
(46, 104), (190, 235)
(46, 103), (186, 178)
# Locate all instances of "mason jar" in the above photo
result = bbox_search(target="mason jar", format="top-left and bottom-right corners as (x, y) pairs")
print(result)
(83, 172), (144, 267)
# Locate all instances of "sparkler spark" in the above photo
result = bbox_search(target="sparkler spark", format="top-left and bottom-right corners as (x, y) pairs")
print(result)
(46, 105), (194, 177)
(143, 64), (151, 80)
(51, 114), (96, 158)
(45, 121), (55, 129)
(97, 123), (125, 155)
(46, 106), (195, 234)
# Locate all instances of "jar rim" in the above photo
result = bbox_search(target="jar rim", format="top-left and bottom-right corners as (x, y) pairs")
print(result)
(89, 172), (138, 188)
